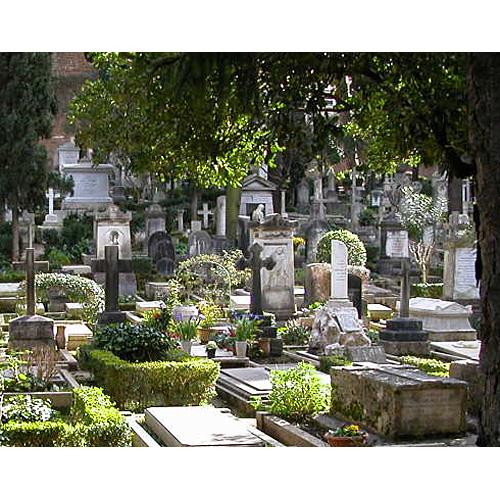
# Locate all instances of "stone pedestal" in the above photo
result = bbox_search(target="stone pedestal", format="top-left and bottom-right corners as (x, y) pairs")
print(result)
(9, 315), (55, 349)
(304, 263), (331, 305)
(379, 317), (429, 356)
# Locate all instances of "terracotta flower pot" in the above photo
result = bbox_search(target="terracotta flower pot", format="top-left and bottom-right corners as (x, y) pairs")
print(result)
(324, 433), (367, 447)
(198, 328), (211, 344)
(258, 338), (271, 357)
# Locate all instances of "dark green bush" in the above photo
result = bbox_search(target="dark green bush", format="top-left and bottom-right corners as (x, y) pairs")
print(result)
(0, 420), (74, 447)
(93, 323), (177, 362)
(319, 355), (352, 374)
(78, 346), (220, 412)
(316, 229), (367, 266)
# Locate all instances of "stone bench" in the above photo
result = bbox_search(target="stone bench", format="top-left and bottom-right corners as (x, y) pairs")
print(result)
(330, 363), (467, 440)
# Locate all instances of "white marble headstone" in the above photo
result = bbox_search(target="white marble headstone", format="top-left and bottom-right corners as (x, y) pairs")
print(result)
(386, 230), (409, 258)
(330, 240), (348, 299)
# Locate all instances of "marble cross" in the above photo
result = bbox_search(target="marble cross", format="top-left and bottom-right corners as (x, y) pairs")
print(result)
(197, 203), (213, 229)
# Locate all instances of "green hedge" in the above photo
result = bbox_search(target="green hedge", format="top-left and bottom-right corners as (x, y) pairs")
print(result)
(411, 283), (443, 298)
(319, 355), (352, 374)
(78, 346), (220, 412)
(0, 387), (131, 447)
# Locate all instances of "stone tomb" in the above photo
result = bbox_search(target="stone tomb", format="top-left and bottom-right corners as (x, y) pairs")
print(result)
(61, 162), (114, 211)
(406, 298), (477, 341)
(239, 172), (277, 217)
(145, 406), (266, 447)
(54, 322), (93, 351)
(330, 363), (467, 439)
(148, 231), (176, 276)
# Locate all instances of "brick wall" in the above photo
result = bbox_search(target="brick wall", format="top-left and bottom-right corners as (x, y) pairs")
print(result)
(41, 52), (96, 169)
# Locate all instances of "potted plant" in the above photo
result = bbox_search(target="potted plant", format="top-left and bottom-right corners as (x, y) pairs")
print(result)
(324, 424), (368, 447)
(233, 318), (260, 358)
(173, 318), (199, 355)
(206, 341), (217, 359)
(197, 301), (221, 344)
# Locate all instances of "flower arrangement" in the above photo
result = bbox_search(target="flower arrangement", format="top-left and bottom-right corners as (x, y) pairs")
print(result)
(233, 317), (261, 342)
(330, 424), (363, 437)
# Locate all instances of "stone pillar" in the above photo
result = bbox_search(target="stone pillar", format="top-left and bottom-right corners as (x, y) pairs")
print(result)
(331, 240), (348, 300)
(177, 209), (185, 233)
(216, 196), (226, 236)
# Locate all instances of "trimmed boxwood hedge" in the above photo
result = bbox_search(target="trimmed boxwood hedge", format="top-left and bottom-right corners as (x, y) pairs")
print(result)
(78, 345), (220, 412)
(0, 387), (131, 447)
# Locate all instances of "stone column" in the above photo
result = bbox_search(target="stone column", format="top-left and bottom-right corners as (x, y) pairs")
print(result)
(177, 209), (185, 233)
(105, 245), (120, 313)
(216, 196), (226, 236)
(331, 240), (348, 300)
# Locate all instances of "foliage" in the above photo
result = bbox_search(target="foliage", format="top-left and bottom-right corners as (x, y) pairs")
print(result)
(46, 248), (72, 270)
(0, 267), (24, 283)
(0, 53), (57, 258)
(30, 273), (104, 326)
(77, 345), (219, 412)
(266, 362), (330, 423)
(0, 387), (131, 447)
(198, 300), (223, 329)
(142, 306), (172, 332)
(212, 330), (235, 351)
(316, 229), (367, 266)
(175, 250), (250, 304)
(0, 222), (12, 262)
(1, 395), (58, 424)
(307, 301), (325, 311)
(172, 318), (199, 341)
(411, 282), (443, 299)
(358, 207), (377, 227)
(399, 185), (447, 241)
(69, 386), (131, 447)
(366, 329), (380, 344)
(233, 317), (260, 341)
(93, 323), (177, 362)
(329, 424), (363, 437)
(400, 355), (450, 377)
(277, 319), (310, 346)
(319, 355), (352, 374)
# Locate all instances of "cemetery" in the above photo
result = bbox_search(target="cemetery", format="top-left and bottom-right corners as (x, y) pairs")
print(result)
(0, 51), (496, 449)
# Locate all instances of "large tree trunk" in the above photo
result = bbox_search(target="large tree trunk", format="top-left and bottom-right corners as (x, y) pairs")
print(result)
(448, 175), (463, 214)
(468, 53), (500, 446)
(226, 185), (241, 246)
(11, 200), (19, 262)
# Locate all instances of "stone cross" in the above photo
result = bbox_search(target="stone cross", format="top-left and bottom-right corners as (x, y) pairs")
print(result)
(399, 258), (411, 318)
(330, 240), (348, 300)
(248, 242), (276, 315)
(91, 245), (128, 323)
(14, 248), (49, 316)
(197, 203), (213, 229)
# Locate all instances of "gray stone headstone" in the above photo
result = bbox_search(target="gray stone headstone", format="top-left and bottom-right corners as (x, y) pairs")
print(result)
(188, 230), (213, 256)
(148, 231), (176, 276)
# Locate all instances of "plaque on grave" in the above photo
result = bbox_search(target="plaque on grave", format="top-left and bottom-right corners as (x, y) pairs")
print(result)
(385, 230), (409, 258)
(454, 247), (479, 300)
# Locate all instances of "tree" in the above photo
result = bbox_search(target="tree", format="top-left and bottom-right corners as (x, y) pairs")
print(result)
(0, 53), (56, 260)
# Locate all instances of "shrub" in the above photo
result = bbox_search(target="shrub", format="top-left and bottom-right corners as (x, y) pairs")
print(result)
(46, 248), (72, 269)
(411, 282), (443, 299)
(316, 229), (367, 266)
(1, 395), (58, 423)
(93, 323), (177, 362)
(78, 346), (219, 412)
(267, 362), (330, 423)
(400, 355), (450, 377)
(277, 319), (310, 346)
(70, 386), (131, 447)
(0, 387), (131, 447)
(319, 355), (352, 374)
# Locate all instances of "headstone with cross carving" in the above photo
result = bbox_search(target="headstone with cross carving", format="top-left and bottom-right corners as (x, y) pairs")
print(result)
(92, 245), (128, 325)
(247, 242), (276, 316)
(9, 248), (55, 348)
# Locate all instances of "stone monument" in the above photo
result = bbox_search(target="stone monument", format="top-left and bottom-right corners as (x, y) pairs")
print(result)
(249, 213), (297, 319)
(145, 204), (166, 242)
(148, 231), (176, 276)
(9, 249), (54, 348)
(61, 162), (114, 211)
(308, 240), (370, 354)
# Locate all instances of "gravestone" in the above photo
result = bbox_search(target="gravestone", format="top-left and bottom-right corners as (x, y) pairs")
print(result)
(304, 217), (330, 263)
(145, 406), (265, 447)
(188, 228), (213, 257)
(9, 249), (54, 349)
(308, 240), (370, 354)
(330, 364), (467, 439)
(145, 204), (166, 241)
(61, 162), (114, 211)
(378, 212), (409, 275)
(444, 246), (479, 300)
(216, 196), (226, 236)
(57, 141), (80, 170)
(407, 297), (477, 341)
(148, 231), (176, 276)
(176, 209), (185, 233)
(41, 188), (62, 230)
(296, 178), (310, 210)
(197, 203), (213, 229)
(93, 205), (136, 296)
(379, 259), (429, 356)
(239, 172), (276, 217)
(249, 214), (297, 319)
(304, 262), (331, 305)
(92, 245), (127, 325)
